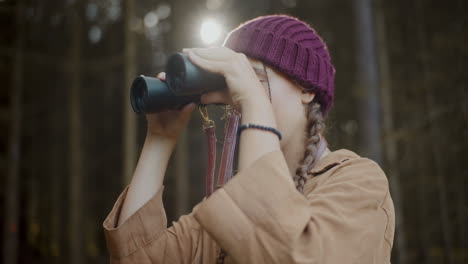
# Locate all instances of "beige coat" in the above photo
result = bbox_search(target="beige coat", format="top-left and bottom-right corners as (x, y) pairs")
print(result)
(103, 149), (395, 263)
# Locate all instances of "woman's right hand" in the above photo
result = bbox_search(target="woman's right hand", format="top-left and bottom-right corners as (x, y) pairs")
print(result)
(145, 72), (196, 142)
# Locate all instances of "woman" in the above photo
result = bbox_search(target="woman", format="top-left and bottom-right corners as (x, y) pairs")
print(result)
(103, 15), (395, 263)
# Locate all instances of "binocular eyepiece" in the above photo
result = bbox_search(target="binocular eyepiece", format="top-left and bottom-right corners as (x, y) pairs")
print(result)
(130, 53), (226, 113)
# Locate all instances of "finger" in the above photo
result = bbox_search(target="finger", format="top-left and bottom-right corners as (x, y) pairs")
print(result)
(156, 72), (166, 80)
(184, 47), (233, 63)
(190, 47), (231, 61)
(181, 102), (196, 113)
(187, 50), (225, 75)
(201, 91), (231, 105)
(179, 103), (196, 122)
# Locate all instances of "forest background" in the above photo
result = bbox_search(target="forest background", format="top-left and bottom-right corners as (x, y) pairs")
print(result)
(1, 0), (467, 263)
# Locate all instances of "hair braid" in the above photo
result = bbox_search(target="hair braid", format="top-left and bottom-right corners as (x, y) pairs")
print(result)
(215, 100), (324, 264)
(293, 99), (325, 194)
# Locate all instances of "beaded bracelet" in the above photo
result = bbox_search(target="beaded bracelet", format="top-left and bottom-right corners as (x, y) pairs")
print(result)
(237, 123), (282, 140)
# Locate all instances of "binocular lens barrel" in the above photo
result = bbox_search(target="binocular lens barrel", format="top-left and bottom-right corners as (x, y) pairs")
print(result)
(130, 75), (198, 113)
(130, 53), (226, 114)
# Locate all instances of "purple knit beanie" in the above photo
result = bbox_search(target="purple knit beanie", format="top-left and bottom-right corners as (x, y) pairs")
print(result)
(223, 15), (335, 115)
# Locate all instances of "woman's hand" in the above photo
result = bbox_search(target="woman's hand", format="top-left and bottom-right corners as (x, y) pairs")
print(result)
(184, 47), (281, 171)
(145, 72), (196, 142)
(120, 72), (193, 225)
(183, 47), (269, 109)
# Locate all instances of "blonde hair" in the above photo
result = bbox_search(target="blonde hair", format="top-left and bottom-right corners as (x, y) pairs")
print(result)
(293, 99), (325, 193)
(217, 65), (326, 264)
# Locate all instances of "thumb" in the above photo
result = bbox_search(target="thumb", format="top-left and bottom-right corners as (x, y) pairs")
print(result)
(179, 103), (196, 121)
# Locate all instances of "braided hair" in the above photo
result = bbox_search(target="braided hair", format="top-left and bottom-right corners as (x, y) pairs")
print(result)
(216, 62), (326, 263)
(217, 100), (325, 264)
(293, 99), (325, 193)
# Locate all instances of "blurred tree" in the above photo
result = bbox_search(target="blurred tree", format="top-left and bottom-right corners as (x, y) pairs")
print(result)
(0, 0), (467, 263)
(123, 0), (137, 185)
(67, 5), (84, 264)
(415, 0), (454, 262)
(374, 0), (408, 262)
(2, 0), (25, 263)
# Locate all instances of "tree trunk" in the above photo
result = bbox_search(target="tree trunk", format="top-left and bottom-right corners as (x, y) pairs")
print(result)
(68, 9), (84, 264)
(414, 1), (454, 263)
(374, 0), (408, 263)
(2, 1), (25, 263)
(455, 0), (467, 252)
(123, 0), (137, 185)
(50, 83), (64, 262)
(352, 0), (382, 163)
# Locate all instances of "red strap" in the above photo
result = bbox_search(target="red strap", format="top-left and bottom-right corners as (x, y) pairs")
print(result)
(216, 110), (240, 187)
(202, 107), (241, 197)
(204, 126), (217, 196)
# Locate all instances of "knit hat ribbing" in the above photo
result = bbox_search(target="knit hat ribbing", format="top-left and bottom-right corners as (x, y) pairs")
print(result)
(223, 15), (335, 115)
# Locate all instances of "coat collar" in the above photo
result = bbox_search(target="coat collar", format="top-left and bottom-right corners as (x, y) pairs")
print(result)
(309, 149), (360, 176)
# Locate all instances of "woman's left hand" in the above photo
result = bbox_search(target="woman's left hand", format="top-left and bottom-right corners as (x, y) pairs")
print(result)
(184, 47), (280, 171)
(183, 47), (269, 109)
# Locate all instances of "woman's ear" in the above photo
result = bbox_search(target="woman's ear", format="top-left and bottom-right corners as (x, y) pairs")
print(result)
(301, 90), (315, 104)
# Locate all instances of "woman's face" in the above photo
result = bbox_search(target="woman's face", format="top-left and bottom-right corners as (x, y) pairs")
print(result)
(248, 58), (315, 147)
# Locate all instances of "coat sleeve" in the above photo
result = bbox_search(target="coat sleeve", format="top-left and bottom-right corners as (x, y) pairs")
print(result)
(102, 186), (213, 264)
(193, 150), (394, 264)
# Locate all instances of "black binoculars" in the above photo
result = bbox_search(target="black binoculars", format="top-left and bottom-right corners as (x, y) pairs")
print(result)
(130, 53), (226, 113)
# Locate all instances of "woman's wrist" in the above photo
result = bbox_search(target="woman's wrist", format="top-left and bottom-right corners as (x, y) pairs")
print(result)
(239, 86), (269, 107)
(145, 131), (177, 152)
(237, 94), (281, 170)
(240, 95), (276, 126)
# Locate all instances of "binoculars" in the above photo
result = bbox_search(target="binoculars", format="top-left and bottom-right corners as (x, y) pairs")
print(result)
(130, 53), (226, 113)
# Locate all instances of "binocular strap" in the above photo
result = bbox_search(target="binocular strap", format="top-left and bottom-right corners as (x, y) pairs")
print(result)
(202, 109), (240, 264)
(203, 110), (241, 197)
(204, 126), (217, 196)
(216, 110), (240, 187)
